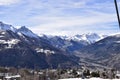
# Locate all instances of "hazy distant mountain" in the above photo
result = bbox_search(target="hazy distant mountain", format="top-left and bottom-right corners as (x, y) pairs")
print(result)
(0, 22), (79, 69)
(62, 33), (106, 44)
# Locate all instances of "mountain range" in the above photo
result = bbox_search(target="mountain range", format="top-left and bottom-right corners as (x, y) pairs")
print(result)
(0, 21), (120, 70)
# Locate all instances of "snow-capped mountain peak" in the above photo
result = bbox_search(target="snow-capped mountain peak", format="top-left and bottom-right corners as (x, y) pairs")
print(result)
(61, 33), (107, 44)
(0, 21), (17, 32)
(17, 26), (38, 38)
(18, 26), (29, 32)
(0, 22), (39, 38)
(81, 33), (103, 43)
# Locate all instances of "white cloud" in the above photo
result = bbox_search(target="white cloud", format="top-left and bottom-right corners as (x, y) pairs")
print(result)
(0, 0), (119, 36)
(29, 11), (117, 36)
(0, 0), (20, 6)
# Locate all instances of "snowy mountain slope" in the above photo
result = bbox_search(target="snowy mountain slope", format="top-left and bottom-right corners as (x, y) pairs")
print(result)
(0, 22), (38, 38)
(17, 26), (39, 38)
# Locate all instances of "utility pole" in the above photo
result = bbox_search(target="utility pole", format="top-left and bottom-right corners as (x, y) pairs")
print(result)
(114, 0), (120, 28)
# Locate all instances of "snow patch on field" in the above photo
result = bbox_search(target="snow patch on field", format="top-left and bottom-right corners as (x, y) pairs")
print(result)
(0, 39), (20, 48)
(59, 78), (120, 80)
(35, 48), (55, 55)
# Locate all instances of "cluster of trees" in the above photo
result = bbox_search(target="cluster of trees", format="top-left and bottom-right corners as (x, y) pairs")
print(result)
(81, 68), (117, 79)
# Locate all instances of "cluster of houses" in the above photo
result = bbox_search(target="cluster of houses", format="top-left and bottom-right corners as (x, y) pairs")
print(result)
(0, 67), (119, 80)
(0, 73), (20, 80)
(35, 48), (55, 55)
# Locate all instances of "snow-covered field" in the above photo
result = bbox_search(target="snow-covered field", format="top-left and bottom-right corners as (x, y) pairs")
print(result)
(59, 78), (120, 80)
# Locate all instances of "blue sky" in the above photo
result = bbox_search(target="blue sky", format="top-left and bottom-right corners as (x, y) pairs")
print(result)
(0, 0), (120, 36)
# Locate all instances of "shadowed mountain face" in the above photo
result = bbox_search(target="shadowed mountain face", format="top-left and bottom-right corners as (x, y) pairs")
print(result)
(76, 34), (120, 70)
(0, 22), (79, 69)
